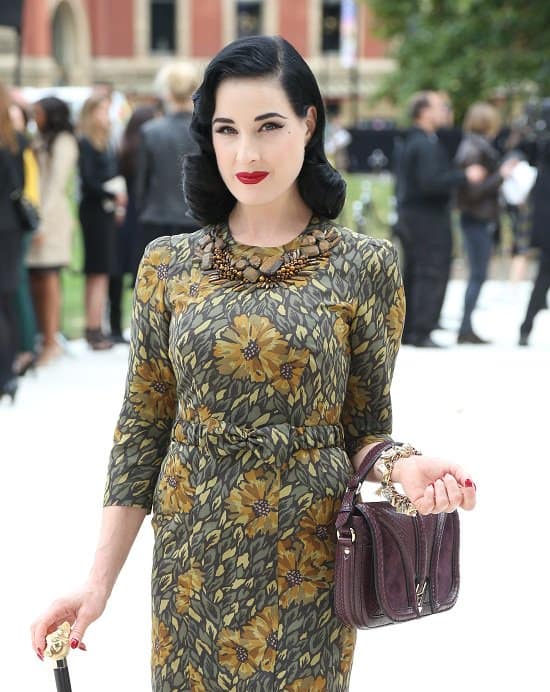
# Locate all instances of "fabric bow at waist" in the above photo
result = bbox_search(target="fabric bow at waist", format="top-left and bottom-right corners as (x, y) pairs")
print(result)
(172, 418), (345, 464)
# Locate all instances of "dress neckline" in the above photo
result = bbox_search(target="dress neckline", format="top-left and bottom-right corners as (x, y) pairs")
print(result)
(222, 215), (317, 252)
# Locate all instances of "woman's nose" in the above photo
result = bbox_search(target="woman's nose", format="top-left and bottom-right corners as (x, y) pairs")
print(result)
(235, 135), (260, 164)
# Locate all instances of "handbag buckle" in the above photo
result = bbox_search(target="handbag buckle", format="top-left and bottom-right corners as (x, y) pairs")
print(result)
(336, 527), (355, 543)
(415, 580), (427, 613)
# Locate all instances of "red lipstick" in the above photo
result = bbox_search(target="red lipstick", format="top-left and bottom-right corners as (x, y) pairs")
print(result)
(236, 171), (269, 184)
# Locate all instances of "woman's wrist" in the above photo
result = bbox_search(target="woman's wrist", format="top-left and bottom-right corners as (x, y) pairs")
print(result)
(390, 455), (417, 483)
(375, 444), (421, 516)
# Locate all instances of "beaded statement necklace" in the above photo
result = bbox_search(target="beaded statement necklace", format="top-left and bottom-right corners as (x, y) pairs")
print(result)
(197, 219), (341, 290)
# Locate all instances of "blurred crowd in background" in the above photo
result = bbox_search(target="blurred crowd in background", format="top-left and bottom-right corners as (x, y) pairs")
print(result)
(0, 61), (549, 404)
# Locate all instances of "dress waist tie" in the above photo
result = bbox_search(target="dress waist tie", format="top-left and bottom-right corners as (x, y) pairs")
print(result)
(172, 418), (345, 464)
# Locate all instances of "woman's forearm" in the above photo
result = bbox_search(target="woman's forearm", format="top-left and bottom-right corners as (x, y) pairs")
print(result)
(351, 442), (384, 481)
(86, 506), (147, 598)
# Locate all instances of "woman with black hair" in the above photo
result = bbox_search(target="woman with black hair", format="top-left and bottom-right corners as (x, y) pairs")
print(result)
(27, 96), (78, 366)
(32, 37), (476, 689)
(108, 105), (159, 342)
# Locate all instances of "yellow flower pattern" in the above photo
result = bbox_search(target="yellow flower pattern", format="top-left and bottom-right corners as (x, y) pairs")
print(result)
(226, 469), (278, 537)
(104, 219), (404, 690)
(213, 313), (288, 382)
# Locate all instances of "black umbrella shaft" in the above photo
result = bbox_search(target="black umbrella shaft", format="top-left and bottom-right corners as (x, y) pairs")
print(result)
(53, 659), (72, 692)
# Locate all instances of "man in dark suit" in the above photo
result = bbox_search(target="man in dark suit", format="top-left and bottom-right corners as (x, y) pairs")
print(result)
(135, 62), (200, 263)
(396, 91), (485, 347)
(519, 137), (550, 345)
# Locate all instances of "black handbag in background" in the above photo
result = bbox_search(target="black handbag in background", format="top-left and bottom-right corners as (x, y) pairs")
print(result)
(10, 188), (40, 233)
(4, 145), (40, 233)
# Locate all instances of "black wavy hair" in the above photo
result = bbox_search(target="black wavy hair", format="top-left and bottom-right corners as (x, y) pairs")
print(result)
(35, 96), (74, 153)
(183, 35), (346, 224)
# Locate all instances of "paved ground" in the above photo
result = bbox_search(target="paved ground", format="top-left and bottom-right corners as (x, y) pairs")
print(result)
(1, 278), (548, 691)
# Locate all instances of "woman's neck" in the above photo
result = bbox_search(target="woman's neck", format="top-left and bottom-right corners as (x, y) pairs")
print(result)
(228, 189), (312, 247)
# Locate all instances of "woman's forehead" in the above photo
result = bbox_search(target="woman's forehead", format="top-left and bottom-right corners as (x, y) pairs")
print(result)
(213, 77), (290, 115)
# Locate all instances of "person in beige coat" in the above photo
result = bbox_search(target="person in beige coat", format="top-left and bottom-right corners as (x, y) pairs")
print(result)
(27, 97), (78, 366)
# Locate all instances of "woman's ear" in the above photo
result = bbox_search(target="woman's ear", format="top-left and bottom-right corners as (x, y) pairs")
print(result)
(304, 106), (317, 143)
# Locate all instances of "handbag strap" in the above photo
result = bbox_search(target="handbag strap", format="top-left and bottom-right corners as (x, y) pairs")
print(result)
(335, 440), (394, 531)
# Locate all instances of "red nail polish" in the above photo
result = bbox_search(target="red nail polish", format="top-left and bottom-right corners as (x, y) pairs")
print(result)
(465, 479), (473, 488)
(70, 638), (79, 650)
(37, 652), (44, 661)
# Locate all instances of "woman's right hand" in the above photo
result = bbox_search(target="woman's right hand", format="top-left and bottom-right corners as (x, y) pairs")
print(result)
(31, 585), (108, 660)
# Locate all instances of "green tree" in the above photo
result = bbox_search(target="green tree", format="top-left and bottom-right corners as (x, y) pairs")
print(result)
(367, 0), (550, 121)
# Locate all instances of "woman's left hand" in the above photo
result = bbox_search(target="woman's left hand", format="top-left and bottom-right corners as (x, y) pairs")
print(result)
(392, 455), (477, 515)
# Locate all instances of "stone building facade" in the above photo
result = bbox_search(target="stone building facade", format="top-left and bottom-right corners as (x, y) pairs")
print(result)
(0, 1), (393, 114)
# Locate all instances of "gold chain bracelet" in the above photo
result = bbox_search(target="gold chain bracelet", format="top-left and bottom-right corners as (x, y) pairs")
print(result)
(375, 443), (421, 516)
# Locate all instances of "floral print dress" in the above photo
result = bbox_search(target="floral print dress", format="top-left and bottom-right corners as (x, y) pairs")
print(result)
(104, 217), (404, 692)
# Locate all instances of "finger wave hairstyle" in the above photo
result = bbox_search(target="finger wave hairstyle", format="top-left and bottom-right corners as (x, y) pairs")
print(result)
(183, 35), (346, 225)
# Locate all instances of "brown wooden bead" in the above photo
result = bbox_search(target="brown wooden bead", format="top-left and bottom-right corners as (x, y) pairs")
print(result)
(259, 256), (284, 275)
(302, 245), (320, 257)
(300, 235), (317, 246)
(242, 266), (260, 282)
(318, 240), (330, 253)
(201, 253), (213, 270)
(235, 258), (248, 271)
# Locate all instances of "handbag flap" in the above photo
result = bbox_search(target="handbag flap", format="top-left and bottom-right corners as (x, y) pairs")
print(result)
(357, 502), (459, 621)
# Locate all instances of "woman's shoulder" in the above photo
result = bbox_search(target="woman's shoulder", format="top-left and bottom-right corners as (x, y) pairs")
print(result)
(331, 221), (398, 265)
(144, 226), (211, 267)
(54, 131), (78, 149)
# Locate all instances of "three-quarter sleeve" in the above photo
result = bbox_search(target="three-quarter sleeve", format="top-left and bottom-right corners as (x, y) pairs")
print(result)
(342, 238), (405, 457)
(104, 236), (176, 512)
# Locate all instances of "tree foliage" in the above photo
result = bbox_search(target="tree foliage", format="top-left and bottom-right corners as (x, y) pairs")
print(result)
(366, 0), (550, 121)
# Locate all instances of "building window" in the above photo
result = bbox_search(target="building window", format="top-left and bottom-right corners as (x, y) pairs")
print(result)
(322, 0), (341, 53)
(151, 0), (175, 53)
(237, 1), (262, 38)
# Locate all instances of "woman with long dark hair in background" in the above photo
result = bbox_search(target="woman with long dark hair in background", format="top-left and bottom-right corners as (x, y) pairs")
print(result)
(78, 94), (123, 350)
(108, 104), (158, 342)
(0, 83), (28, 402)
(27, 96), (78, 366)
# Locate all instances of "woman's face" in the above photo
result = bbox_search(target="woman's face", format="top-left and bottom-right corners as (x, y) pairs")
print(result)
(211, 77), (316, 208)
(33, 104), (46, 133)
(93, 98), (111, 129)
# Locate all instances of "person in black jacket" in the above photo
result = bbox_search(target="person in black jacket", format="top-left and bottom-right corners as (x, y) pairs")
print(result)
(396, 91), (485, 347)
(455, 102), (517, 344)
(78, 94), (125, 350)
(519, 136), (550, 346)
(134, 62), (200, 264)
(0, 83), (29, 401)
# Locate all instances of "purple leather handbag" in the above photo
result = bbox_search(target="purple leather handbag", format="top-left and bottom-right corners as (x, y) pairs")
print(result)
(334, 443), (460, 628)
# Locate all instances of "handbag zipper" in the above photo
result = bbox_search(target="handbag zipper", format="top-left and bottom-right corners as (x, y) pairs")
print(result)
(413, 519), (428, 613)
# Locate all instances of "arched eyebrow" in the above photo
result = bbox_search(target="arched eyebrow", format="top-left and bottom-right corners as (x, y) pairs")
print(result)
(212, 112), (288, 125)
(254, 112), (288, 121)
